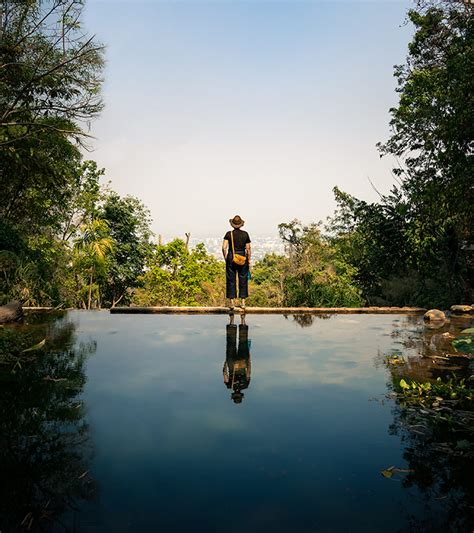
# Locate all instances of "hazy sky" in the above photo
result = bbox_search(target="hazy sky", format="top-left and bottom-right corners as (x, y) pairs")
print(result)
(84, 0), (412, 237)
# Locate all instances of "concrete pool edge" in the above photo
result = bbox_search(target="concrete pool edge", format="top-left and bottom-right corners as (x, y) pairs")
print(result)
(109, 306), (427, 315)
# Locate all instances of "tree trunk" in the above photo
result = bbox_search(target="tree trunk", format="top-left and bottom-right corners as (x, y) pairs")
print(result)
(87, 267), (94, 310)
(111, 292), (125, 309)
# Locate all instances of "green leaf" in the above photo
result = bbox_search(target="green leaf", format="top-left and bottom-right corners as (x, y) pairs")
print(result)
(21, 338), (46, 353)
(399, 379), (410, 390)
(460, 328), (474, 335)
(452, 336), (474, 354)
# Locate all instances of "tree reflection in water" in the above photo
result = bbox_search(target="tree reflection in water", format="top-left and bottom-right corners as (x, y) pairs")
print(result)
(242, 312), (473, 527)
(284, 313), (331, 328)
(385, 316), (474, 530)
(0, 312), (97, 531)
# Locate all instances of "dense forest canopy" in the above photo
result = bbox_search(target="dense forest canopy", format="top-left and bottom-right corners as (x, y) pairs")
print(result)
(0, 0), (472, 308)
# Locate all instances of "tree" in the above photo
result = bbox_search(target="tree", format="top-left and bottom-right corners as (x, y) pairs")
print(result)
(328, 186), (412, 304)
(134, 239), (221, 306)
(99, 192), (153, 307)
(1, 0), (104, 229)
(249, 220), (364, 308)
(378, 1), (473, 298)
(58, 160), (105, 242)
(329, 0), (473, 307)
(74, 219), (114, 309)
(0, 129), (83, 235)
(0, 0), (106, 306)
(0, 0), (104, 145)
(247, 254), (288, 307)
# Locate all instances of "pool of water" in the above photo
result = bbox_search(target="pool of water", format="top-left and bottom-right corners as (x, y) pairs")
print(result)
(1, 311), (472, 532)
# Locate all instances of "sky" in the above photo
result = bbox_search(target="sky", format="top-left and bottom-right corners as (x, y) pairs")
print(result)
(83, 0), (413, 238)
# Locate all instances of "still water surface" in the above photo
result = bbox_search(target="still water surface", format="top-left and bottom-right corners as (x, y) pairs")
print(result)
(1, 311), (472, 532)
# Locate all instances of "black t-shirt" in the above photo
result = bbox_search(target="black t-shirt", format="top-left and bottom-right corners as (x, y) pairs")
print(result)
(224, 229), (251, 251)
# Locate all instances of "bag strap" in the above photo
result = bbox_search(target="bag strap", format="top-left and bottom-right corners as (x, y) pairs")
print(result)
(230, 230), (235, 256)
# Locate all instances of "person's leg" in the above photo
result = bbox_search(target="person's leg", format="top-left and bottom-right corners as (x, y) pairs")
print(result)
(226, 260), (237, 305)
(237, 262), (249, 305)
(238, 323), (249, 358)
(226, 324), (237, 364)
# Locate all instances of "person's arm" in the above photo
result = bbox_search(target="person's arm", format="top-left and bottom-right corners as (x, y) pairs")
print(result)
(222, 239), (228, 260)
(245, 242), (251, 264)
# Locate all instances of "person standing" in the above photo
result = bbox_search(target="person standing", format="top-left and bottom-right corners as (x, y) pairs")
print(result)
(222, 215), (251, 310)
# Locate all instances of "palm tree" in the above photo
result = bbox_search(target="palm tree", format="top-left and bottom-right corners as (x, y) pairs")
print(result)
(75, 219), (114, 309)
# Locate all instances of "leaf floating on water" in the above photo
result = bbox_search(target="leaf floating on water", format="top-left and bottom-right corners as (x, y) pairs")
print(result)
(381, 466), (414, 479)
(21, 339), (46, 353)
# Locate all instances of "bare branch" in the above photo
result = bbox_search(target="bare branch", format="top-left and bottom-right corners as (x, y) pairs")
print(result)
(2, 37), (103, 122)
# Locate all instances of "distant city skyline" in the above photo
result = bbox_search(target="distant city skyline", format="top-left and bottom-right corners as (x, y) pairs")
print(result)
(185, 234), (286, 260)
(84, 0), (412, 236)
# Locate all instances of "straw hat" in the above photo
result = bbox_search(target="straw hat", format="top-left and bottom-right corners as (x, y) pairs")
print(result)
(229, 215), (245, 229)
(231, 391), (244, 403)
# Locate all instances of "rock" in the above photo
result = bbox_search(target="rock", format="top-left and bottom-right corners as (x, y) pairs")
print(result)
(450, 305), (473, 315)
(0, 301), (24, 324)
(424, 309), (446, 321)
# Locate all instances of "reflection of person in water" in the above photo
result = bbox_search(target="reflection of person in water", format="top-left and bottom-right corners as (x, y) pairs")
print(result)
(223, 316), (251, 404)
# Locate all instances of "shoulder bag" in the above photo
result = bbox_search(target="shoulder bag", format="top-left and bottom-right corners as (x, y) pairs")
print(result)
(230, 231), (247, 266)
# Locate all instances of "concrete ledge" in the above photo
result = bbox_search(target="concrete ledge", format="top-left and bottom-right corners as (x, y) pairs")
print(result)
(23, 306), (55, 311)
(110, 306), (427, 315)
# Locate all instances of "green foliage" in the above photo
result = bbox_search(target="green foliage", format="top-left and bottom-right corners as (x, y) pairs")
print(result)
(2, 0), (471, 310)
(0, 0), (104, 231)
(0, 1), (107, 307)
(247, 254), (288, 306)
(0, 1), (104, 145)
(380, 5), (473, 233)
(396, 375), (473, 409)
(58, 160), (105, 241)
(0, 128), (83, 235)
(74, 219), (114, 309)
(99, 193), (153, 307)
(134, 240), (221, 306)
(280, 220), (363, 307)
(452, 336), (474, 354)
(248, 220), (364, 307)
(1, 149), (154, 307)
(328, 2), (473, 307)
